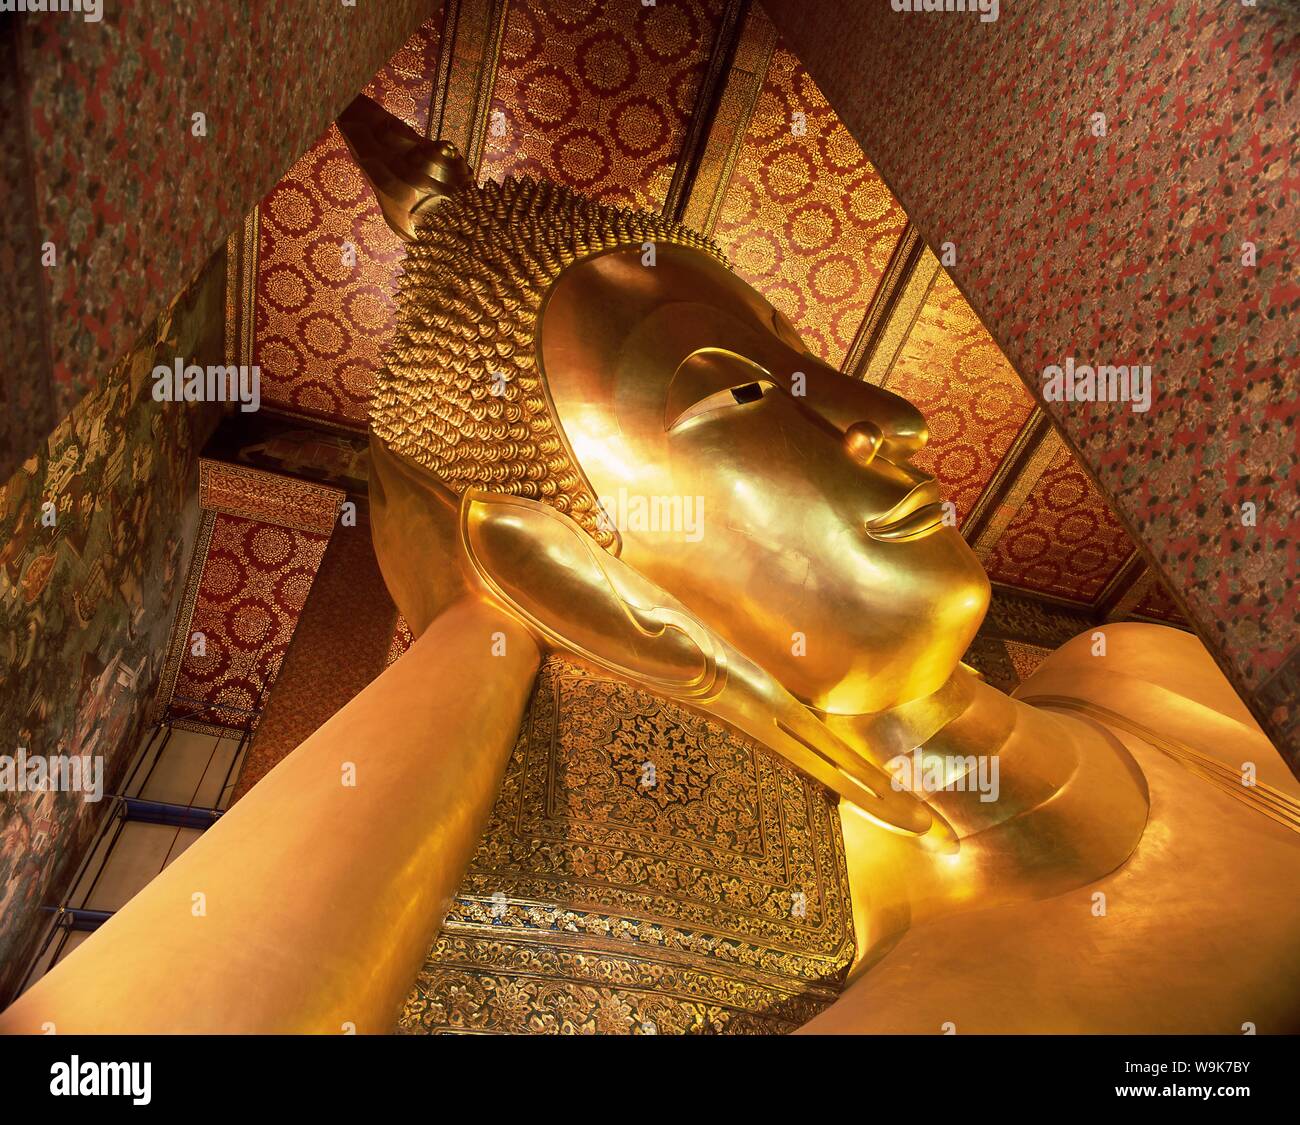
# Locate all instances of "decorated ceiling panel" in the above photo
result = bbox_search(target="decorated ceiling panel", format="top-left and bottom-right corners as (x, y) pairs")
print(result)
(167, 514), (329, 731)
(252, 13), (444, 427)
(480, 0), (725, 209)
(711, 43), (908, 368)
(984, 446), (1135, 604)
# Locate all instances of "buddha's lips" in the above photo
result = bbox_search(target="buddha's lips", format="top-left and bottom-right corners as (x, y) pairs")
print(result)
(866, 502), (945, 542)
(866, 481), (945, 542)
(863, 476), (946, 541)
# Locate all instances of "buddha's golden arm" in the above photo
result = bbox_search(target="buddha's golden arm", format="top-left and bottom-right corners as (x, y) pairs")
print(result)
(0, 599), (540, 1033)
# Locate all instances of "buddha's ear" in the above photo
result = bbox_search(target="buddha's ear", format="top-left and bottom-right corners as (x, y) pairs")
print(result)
(336, 94), (474, 242)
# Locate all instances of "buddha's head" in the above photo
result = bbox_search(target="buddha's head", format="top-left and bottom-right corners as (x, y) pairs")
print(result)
(373, 177), (989, 716)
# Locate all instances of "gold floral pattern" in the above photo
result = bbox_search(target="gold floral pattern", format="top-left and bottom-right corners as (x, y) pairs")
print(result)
(400, 658), (854, 1034)
(711, 41), (908, 367)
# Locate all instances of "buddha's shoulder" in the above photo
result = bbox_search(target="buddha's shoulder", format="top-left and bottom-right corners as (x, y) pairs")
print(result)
(803, 713), (1300, 1033)
(1012, 620), (1296, 796)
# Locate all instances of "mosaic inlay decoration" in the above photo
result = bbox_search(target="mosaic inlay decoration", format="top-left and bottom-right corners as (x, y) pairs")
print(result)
(400, 658), (855, 1034)
(198, 460), (343, 536)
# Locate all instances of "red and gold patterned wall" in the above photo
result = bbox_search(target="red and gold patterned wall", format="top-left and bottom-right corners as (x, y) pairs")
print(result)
(711, 44), (908, 368)
(887, 270), (1036, 525)
(2, 1), (433, 480)
(254, 13), (445, 426)
(167, 514), (329, 730)
(481, 0), (725, 209)
(985, 446), (1135, 604)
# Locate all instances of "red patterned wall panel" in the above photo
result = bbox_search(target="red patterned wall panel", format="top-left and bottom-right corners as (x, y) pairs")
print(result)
(711, 41), (908, 368)
(480, 0), (724, 209)
(887, 270), (1038, 526)
(168, 514), (329, 729)
(253, 14), (444, 426)
(985, 447), (1134, 604)
(230, 523), (397, 804)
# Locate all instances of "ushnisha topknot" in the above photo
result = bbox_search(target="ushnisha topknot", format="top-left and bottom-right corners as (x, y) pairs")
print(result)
(370, 175), (727, 550)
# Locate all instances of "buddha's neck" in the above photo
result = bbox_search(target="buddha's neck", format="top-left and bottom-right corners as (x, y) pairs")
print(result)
(814, 669), (985, 763)
(816, 669), (1070, 838)
(819, 668), (1150, 934)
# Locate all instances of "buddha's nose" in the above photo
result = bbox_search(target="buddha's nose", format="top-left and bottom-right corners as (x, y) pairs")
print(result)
(845, 420), (884, 467)
(769, 358), (929, 461)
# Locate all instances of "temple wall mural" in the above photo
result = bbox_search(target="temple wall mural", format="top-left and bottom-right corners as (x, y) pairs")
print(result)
(0, 248), (226, 1002)
(1, 1), (435, 481)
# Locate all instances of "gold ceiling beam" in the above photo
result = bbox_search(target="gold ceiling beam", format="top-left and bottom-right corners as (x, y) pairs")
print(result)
(426, 0), (509, 173)
(677, 4), (778, 235)
(1096, 551), (1149, 621)
(662, 0), (751, 222)
(964, 410), (1063, 560)
(846, 238), (940, 388)
(847, 221), (920, 384)
(223, 209), (259, 374)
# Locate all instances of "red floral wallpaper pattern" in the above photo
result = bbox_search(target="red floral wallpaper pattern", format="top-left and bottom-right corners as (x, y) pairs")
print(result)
(254, 14), (444, 426)
(985, 447), (1134, 604)
(230, 525), (397, 804)
(481, 0), (725, 210)
(169, 514), (329, 729)
(711, 43), (908, 368)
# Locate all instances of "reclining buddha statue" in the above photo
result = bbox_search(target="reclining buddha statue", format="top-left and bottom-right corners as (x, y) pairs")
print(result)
(3, 96), (1297, 1035)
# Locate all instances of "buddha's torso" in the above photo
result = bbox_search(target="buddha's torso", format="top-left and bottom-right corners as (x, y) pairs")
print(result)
(399, 626), (1300, 1035)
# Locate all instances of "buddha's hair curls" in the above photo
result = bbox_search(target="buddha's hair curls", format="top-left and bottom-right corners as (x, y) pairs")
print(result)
(371, 175), (726, 550)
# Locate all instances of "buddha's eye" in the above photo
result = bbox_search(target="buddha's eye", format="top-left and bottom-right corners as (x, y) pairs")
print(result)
(667, 378), (777, 432)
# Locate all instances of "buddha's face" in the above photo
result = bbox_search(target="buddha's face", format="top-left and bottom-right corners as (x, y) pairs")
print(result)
(538, 244), (990, 715)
